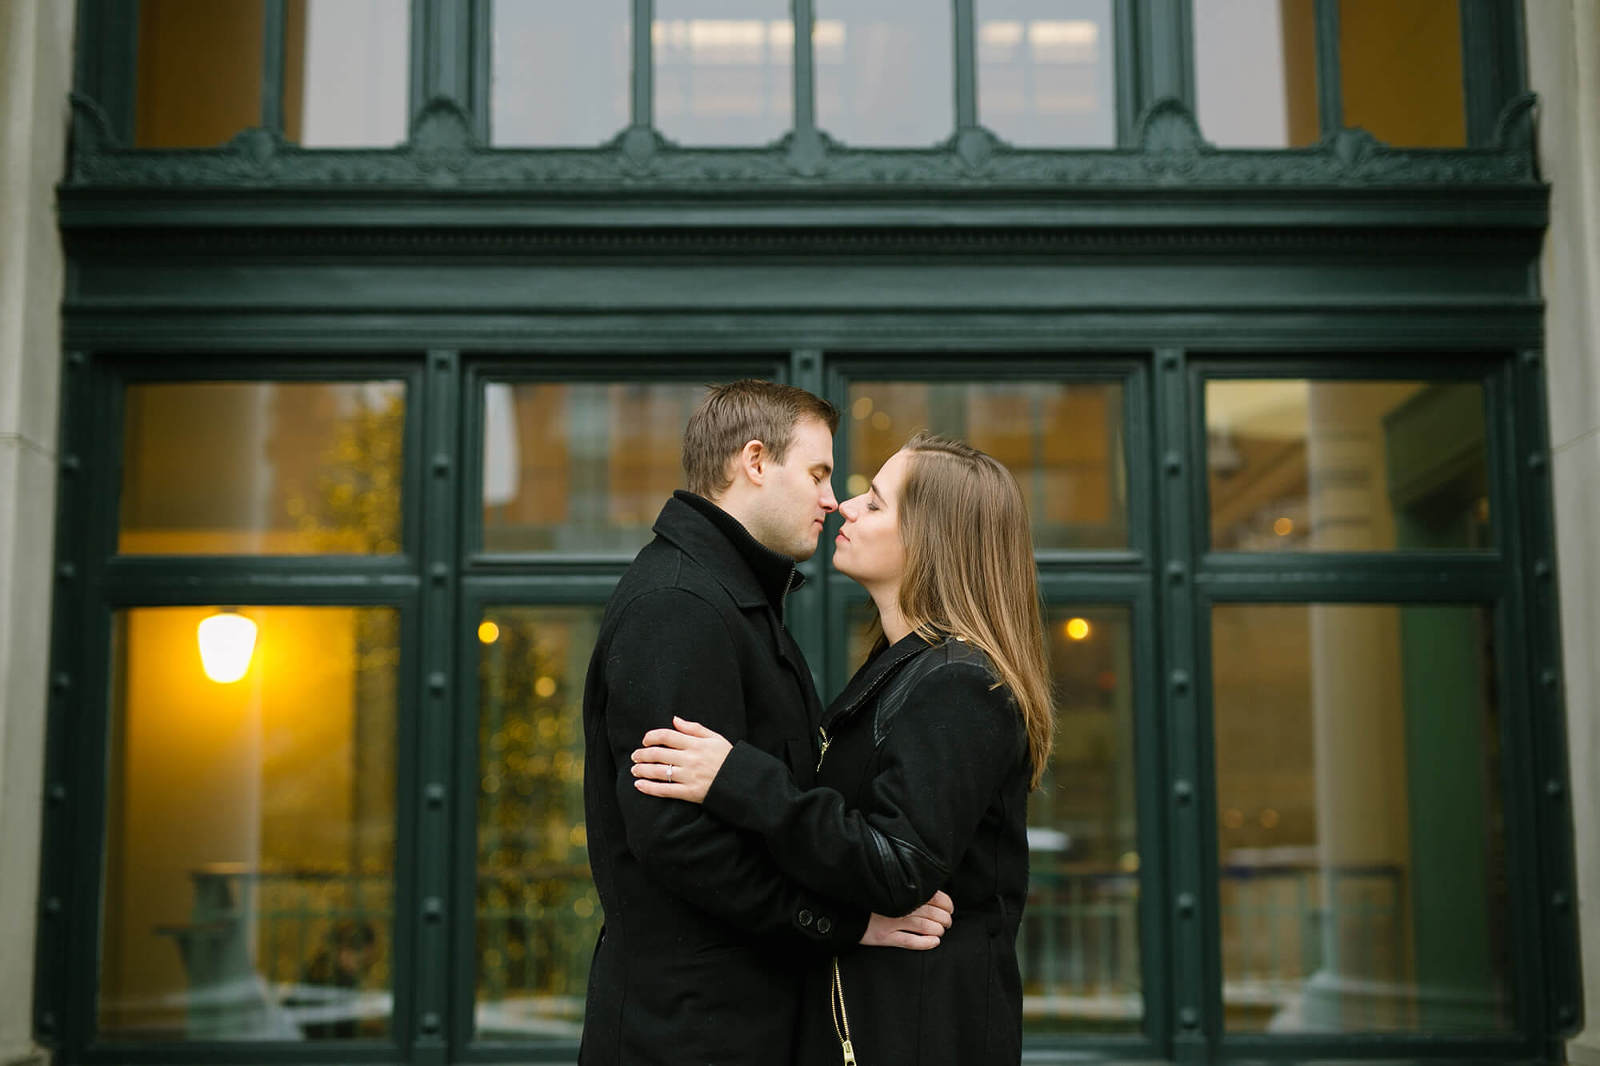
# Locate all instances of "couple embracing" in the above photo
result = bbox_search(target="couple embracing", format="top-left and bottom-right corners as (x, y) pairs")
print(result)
(580, 380), (1052, 1066)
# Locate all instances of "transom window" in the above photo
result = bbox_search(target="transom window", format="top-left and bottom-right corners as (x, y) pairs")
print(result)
(83, 0), (1516, 153)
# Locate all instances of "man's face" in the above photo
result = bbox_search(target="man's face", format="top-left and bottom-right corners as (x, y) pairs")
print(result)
(752, 417), (838, 561)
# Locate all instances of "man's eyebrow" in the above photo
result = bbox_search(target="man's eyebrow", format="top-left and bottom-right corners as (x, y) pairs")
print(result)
(810, 459), (834, 475)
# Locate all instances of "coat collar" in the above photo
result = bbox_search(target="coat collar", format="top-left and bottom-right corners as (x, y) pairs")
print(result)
(652, 491), (805, 617)
(823, 629), (937, 729)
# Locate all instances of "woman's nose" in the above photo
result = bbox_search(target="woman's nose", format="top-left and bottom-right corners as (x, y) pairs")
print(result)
(839, 496), (861, 522)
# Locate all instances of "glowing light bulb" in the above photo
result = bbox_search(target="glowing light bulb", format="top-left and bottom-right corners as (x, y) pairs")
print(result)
(479, 621), (500, 644)
(1064, 617), (1091, 641)
(198, 610), (257, 683)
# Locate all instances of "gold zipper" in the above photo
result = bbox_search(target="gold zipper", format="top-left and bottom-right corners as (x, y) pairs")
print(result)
(817, 726), (833, 771)
(830, 956), (856, 1066)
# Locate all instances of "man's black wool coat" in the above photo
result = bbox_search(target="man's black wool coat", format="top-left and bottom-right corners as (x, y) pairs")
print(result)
(579, 491), (866, 1066)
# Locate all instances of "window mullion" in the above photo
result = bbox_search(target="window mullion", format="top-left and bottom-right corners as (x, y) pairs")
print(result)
(953, 0), (977, 132)
(631, 0), (652, 130)
(415, 349), (461, 1051)
(1156, 348), (1212, 1054)
(793, 0), (817, 136)
(261, 0), (287, 133)
(1314, 0), (1342, 135)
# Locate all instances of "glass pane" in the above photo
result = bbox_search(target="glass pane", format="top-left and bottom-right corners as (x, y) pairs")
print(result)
(492, 0), (630, 146)
(1205, 380), (1490, 551)
(119, 382), (405, 555)
(1211, 604), (1512, 1033)
(845, 380), (1127, 549)
(283, 0), (410, 147)
(814, 0), (953, 146)
(100, 607), (398, 1040)
(653, 0), (793, 146)
(1194, 0), (1319, 147)
(977, 0), (1117, 147)
(843, 603), (1142, 1033)
(135, 0), (264, 147)
(1029, 606), (1140, 1033)
(481, 381), (710, 553)
(1340, 0), (1466, 147)
(475, 607), (603, 1040)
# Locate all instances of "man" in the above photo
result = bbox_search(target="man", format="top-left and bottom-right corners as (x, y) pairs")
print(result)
(580, 381), (952, 1065)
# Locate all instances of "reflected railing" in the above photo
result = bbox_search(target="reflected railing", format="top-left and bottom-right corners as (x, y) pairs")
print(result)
(159, 860), (1401, 1037)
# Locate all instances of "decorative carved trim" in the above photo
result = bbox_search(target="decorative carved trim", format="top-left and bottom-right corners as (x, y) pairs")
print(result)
(60, 225), (1545, 261)
(66, 95), (1542, 193)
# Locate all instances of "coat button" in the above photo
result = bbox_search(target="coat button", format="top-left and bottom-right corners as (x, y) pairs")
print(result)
(816, 916), (833, 934)
(797, 909), (814, 927)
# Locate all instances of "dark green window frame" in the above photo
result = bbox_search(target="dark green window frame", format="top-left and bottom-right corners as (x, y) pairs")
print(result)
(38, 336), (1581, 1063)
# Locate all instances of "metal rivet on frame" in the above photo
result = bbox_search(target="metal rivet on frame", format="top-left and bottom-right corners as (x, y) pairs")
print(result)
(1173, 780), (1194, 804)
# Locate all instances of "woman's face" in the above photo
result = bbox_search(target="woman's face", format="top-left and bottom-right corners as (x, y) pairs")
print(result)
(833, 449), (909, 589)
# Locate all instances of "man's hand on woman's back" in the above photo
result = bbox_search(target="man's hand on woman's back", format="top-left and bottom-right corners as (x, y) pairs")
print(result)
(858, 890), (954, 950)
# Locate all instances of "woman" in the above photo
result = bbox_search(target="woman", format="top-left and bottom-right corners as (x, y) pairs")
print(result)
(632, 432), (1053, 1066)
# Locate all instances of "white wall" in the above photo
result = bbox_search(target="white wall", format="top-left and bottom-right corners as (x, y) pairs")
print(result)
(0, 0), (74, 1063)
(1526, 2), (1600, 1063)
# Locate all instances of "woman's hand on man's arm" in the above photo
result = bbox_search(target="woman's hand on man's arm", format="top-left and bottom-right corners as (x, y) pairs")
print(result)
(631, 716), (732, 803)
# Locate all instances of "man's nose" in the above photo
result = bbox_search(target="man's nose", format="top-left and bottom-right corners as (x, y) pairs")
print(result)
(820, 482), (839, 512)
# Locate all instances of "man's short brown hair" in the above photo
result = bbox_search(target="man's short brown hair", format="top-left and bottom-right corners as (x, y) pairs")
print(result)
(682, 380), (839, 498)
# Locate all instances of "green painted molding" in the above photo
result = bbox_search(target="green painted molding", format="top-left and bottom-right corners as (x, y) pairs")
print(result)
(64, 94), (1542, 194)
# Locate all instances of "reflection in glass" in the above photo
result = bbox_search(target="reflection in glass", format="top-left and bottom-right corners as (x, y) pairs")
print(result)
(492, 0), (630, 146)
(1205, 381), (1489, 551)
(1340, 0), (1465, 147)
(845, 381), (1127, 549)
(135, 0), (264, 147)
(283, 0), (410, 147)
(119, 382), (405, 556)
(653, 1), (792, 145)
(1030, 606), (1140, 1032)
(481, 382), (709, 553)
(99, 607), (398, 1040)
(1193, 0), (1318, 147)
(1211, 604), (1511, 1032)
(977, 0), (1117, 147)
(814, 1), (953, 145)
(844, 604), (1140, 1033)
(475, 607), (603, 1040)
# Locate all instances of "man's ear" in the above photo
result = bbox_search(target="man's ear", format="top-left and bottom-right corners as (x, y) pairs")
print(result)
(734, 438), (767, 486)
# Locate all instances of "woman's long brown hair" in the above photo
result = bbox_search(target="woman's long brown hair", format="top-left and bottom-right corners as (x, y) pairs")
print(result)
(880, 432), (1054, 789)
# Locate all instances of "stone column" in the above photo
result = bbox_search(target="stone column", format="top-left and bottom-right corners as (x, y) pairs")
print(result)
(1300, 385), (1413, 1030)
(1527, 1), (1600, 1062)
(0, 1), (75, 1063)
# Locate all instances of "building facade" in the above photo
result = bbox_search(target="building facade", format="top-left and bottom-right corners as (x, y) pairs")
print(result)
(1, 1), (1596, 1064)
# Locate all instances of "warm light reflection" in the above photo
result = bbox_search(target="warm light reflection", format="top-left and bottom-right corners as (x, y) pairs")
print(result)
(1065, 617), (1092, 641)
(846, 474), (869, 497)
(534, 675), (558, 698)
(479, 620), (501, 645)
(651, 18), (793, 63)
(197, 610), (257, 683)
(1273, 516), (1295, 536)
(1028, 19), (1097, 61)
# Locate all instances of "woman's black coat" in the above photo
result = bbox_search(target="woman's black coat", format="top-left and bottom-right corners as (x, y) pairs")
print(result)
(704, 631), (1032, 1066)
